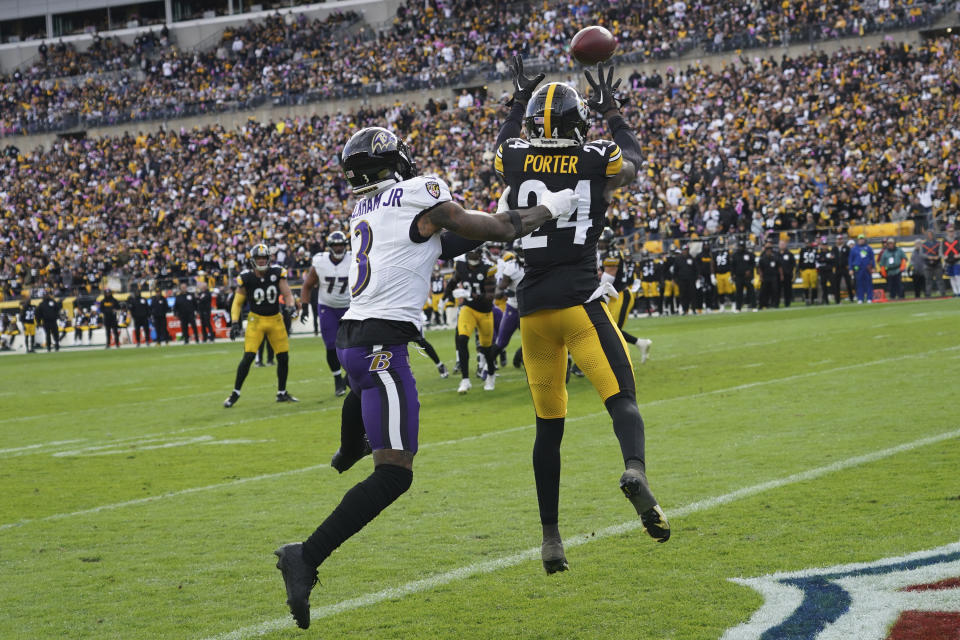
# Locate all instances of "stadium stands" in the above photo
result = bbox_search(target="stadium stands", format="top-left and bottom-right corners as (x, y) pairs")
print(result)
(0, 0), (946, 136)
(0, 2), (957, 301)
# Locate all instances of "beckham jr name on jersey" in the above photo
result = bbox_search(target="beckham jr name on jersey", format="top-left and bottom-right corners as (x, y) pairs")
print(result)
(495, 137), (623, 315)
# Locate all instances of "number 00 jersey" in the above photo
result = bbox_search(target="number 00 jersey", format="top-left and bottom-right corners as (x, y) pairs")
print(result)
(495, 136), (623, 315)
(311, 251), (352, 308)
(237, 265), (287, 316)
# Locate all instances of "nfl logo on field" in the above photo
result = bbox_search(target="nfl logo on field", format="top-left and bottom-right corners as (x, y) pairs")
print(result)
(723, 540), (960, 639)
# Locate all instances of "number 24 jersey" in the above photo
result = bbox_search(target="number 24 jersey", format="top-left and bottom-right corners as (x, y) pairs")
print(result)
(495, 136), (623, 316)
(237, 265), (287, 316)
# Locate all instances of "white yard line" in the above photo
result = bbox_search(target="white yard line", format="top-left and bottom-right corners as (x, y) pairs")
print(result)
(206, 425), (960, 640)
(1, 347), (954, 531)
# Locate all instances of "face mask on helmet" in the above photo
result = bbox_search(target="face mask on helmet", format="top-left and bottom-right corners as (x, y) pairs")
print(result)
(524, 83), (590, 148)
(326, 231), (348, 259)
(250, 244), (270, 273)
(466, 251), (481, 267)
(341, 127), (418, 196)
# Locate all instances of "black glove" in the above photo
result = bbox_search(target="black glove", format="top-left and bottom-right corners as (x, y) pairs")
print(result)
(229, 322), (241, 340)
(285, 305), (298, 321)
(509, 54), (544, 104)
(584, 63), (625, 115)
(299, 302), (310, 324)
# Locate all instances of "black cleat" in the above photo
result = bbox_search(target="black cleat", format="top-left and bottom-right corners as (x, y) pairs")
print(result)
(499, 351), (507, 367)
(437, 363), (449, 378)
(513, 348), (523, 368)
(541, 537), (569, 574)
(620, 468), (670, 543)
(223, 391), (240, 408)
(334, 377), (348, 397)
(276, 391), (299, 403)
(570, 364), (585, 378)
(266, 360), (276, 367)
(255, 360), (265, 368)
(330, 437), (372, 473)
(274, 542), (318, 629)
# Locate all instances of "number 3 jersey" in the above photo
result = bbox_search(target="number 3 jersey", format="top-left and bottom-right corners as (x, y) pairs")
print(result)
(311, 251), (352, 308)
(341, 175), (448, 330)
(495, 137), (623, 315)
(237, 265), (287, 316)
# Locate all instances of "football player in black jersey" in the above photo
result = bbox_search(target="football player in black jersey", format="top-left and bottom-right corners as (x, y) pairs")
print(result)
(445, 249), (498, 393)
(599, 228), (652, 362)
(713, 236), (735, 311)
(19, 299), (37, 352)
(798, 239), (819, 305)
(637, 250), (661, 316)
(224, 244), (298, 407)
(494, 57), (669, 573)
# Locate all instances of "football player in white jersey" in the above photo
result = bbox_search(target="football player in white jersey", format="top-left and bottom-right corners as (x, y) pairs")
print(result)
(273, 126), (579, 629)
(300, 230), (352, 396)
(493, 238), (524, 367)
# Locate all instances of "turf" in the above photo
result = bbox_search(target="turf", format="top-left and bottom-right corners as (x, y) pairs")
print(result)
(0, 300), (957, 639)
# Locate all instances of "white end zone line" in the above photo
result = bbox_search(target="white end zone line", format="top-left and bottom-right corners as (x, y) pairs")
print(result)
(206, 425), (960, 640)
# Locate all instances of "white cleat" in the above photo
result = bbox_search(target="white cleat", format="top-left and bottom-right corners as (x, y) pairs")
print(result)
(636, 339), (652, 365)
(457, 378), (472, 394)
(483, 373), (496, 391)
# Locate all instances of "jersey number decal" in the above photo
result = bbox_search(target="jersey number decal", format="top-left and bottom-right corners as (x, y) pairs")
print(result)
(351, 221), (373, 297)
(325, 277), (349, 294)
(517, 179), (593, 249)
(253, 285), (278, 305)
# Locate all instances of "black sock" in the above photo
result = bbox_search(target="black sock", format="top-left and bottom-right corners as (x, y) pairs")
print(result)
(481, 345), (496, 375)
(325, 347), (341, 373)
(339, 390), (366, 454)
(605, 392), (645, 465)
(415, 337), (441, 365)
(302, 464), (413, 568)
(276, 351), (289, 392)
(234, 352), (255, 390)
(456, 334), (470, 379)
(620, 330), (639, 345)
(533, 417), (564, 526)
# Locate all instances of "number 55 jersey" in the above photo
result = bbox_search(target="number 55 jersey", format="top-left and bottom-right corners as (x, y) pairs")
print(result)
(495, 137), (623, 315)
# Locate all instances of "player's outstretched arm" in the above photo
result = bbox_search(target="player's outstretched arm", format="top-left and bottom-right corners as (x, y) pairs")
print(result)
(584, 63), (640, 191)
(417, 189), (577, 243)
(299, 267), (318, 320)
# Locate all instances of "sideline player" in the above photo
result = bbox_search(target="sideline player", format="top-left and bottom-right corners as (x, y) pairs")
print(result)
(272, 126), (578, 629)
(494, 58), (669, 574)
(19, 299), (37, 352)
(223, 244), (298, 407)
(492, 239), (524, 367)
(300, 230), (352, 396)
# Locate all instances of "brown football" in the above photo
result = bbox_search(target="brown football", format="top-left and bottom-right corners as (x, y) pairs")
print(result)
(570, 25), (618, 65)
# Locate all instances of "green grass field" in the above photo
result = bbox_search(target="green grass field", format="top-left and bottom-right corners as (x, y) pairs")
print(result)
(1, 300), (958, 640)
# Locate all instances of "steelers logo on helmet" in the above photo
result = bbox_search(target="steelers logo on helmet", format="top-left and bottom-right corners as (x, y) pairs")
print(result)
(249, 243), (271, 274)
(524, 82), (590, 147)
(326, 230), (348, 259)
(341, 126), (418, 196)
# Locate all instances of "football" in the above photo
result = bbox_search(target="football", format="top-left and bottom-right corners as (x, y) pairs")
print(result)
(570, 25), (618, 65)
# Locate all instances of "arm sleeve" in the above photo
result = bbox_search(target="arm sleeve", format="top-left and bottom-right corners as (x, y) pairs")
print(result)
(230, 290), (246, 323)
(605, 113), (642, 170)
(440, 231), (485, 260)
(495, 101), (526, 151)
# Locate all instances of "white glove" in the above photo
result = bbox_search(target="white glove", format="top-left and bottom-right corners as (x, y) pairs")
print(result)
(586, 281), (619, 304)
(496, 186), (511, 213)
(710, 274), (717, 286)
(452, 287), (470, 300)
(540, 188), (579, 219)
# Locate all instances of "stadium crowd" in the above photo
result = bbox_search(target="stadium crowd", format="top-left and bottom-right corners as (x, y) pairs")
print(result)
(0, 0), (945, 136)
(2, 33), (960, 300)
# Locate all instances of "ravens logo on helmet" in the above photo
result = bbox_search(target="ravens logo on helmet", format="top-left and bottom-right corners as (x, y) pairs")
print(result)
(326, 230), (348, 259)
(341, 127), (418, 195)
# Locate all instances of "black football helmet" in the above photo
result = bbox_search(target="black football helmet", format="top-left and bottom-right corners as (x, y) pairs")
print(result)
(341, 127), (417, 195)
(326, 230), (348, 259)
(249, 243), (271, 274)
(524, 82), (590, 147)
(598, 226), (615, 250)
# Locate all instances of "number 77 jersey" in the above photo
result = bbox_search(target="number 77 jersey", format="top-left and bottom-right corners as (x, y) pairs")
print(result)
(495, 136), (623, 315)
(311, 251), (352, 309)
